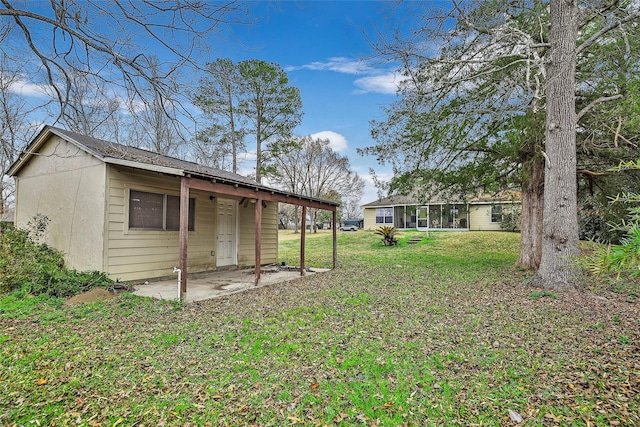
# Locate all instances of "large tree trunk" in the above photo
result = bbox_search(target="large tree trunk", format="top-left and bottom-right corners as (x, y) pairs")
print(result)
(255, 117), (262, 184)
(229, 91), (237, 174)
(531, 0), (580, 290)
(517, 156), (544, 270)
(0, 183), (4, 217)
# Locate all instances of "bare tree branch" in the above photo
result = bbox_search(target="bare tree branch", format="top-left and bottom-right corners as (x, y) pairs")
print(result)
(1, 0), (248, 122)
(577, 8), (640, 55)
(576, 94), (623, 122)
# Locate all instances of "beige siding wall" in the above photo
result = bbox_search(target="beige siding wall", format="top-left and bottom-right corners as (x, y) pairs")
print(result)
(105, 166), (217, 281)
(13, 135), (106, 271)
(363, 207), (379, 230)
(469, 204), (503, 231)
(237, 201), (278, 266)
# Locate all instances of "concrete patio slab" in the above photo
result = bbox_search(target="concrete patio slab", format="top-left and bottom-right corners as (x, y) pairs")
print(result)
(132, 267), (329, 302)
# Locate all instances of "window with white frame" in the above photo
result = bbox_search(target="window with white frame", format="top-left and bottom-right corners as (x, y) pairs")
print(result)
(491, 205), (503, 223)
(375, 208), (393, 224)
(129, 190), (195, 231)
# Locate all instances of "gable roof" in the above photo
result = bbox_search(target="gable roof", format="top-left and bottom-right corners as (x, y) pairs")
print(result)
(8, 126), (339, 207)
(10, 126), (256, 186)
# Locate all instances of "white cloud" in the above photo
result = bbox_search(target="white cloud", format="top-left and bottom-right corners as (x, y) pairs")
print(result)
(120, 97), (146, 114)
(354, 72), (404, 95)
(286, 57), (372, 74)
(310, 130), (348, 152)
(8, 78), (48, 97)
(239, 150), (257, 163)
(351, 165), (394, 205)
(287, 56), (405, 95)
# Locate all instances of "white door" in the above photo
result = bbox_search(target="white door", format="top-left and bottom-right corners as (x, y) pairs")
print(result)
(217, 198), (237, 267)
(416, 206), (429, 231)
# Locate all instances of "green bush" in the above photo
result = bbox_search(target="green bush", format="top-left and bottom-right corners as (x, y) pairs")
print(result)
(583, 162), (640, 276)
(500, 206), (522, 232)
(0, 222), (112, 297)
(578, 196), (626, 244)
(585, 223), (640, 278)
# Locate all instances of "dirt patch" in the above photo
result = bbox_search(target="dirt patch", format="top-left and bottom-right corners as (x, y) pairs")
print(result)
(63, 287), (116, 307)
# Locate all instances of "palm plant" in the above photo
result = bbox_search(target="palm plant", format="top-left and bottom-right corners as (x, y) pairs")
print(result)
(374, 226), (398, 246)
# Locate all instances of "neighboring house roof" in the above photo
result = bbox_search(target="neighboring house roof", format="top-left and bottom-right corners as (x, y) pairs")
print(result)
(8, 126), (338, 207)
(470, 191), (521, 203)
(361, 191), (520, 208)
(361, 195), (419, 208)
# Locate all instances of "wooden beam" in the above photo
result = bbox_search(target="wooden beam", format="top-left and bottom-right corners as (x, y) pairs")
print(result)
(185, 177), (337, 211)
(300, 206), (306, 276)
(255, 198), (262, 285)
(179, 177), (189, 301)
(332, 209), (337, 269)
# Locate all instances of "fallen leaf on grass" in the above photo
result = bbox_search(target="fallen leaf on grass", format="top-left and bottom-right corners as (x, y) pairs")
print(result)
(37, 378), (48, 385)
(356, 413), (368, 422)
(333, 412), (348, 422)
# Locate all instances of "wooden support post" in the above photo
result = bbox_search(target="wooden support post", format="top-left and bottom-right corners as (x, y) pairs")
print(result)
(300, 205), (306, 276)
(332, 209), (337, 269)
(179, 177), (189, 301)
(255, 198), (262, 285)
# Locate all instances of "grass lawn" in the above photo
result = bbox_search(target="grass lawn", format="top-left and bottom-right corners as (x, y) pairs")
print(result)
(1, 230), (639, 426)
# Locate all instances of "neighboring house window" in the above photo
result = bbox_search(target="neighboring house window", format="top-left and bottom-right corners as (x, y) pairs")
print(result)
(491, 205), (503, 223)
(375, 208), (393, 224)
(129, 190), (195, 231)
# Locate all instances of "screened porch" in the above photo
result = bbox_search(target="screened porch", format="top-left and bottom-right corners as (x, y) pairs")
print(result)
(386, 204), (469, 230)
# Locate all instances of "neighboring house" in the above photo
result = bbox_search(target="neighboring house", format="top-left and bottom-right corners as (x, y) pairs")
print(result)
(8, 126), (338, 294)
(362, 194), (520, 231)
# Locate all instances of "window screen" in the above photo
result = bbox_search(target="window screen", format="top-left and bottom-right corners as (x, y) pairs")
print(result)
(375, 208), (393, 224)
(491, 205), (503, 223)
(129, 190), (195, 231)
(129, 190), (164, 230)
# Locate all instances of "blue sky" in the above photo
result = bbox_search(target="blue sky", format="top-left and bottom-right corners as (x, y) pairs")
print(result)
(7, 1), (428, 205)
(209, 1), (411, 204)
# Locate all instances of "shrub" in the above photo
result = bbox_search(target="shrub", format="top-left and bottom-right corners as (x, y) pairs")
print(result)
(374, 226), (398, 246)
(582, 164), (640, 277)
(578, 196), (626, 244)
(500, 206), (522, 232)
(0, 218), (112, 297)
(585, 223), (640, 278)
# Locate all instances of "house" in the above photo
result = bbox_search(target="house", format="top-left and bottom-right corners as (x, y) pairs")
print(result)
(362, 193), (520, 231)
(7, 126), (338, 298)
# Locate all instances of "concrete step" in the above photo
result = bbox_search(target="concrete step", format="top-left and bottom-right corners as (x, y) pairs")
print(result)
(407, 237), (423, 245)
